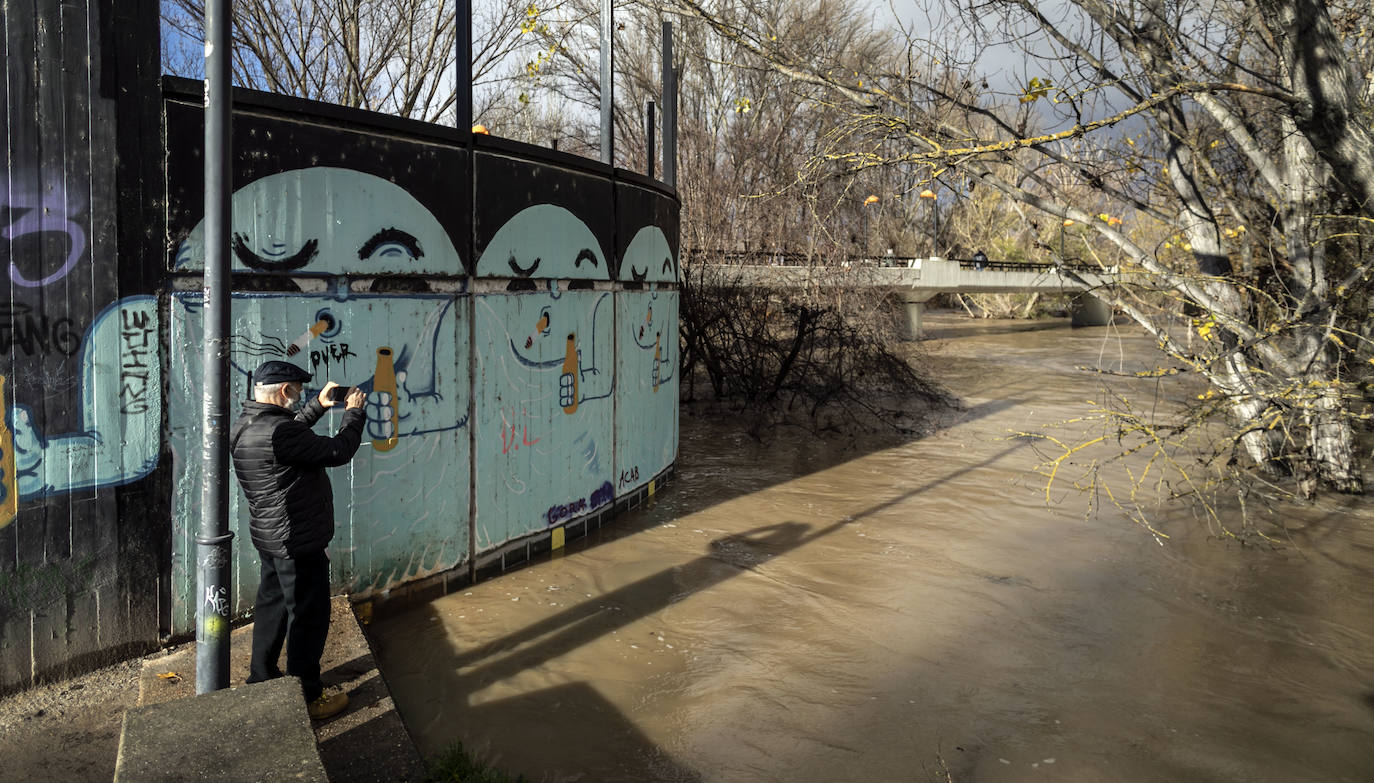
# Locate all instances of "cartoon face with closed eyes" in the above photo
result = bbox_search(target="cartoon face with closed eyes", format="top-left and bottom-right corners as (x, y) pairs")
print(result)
(477, 204), (607, 281)
(619, 225), (677, 284)
(174, 167), (462, 276)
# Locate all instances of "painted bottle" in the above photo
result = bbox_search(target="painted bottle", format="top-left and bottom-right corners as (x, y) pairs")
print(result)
(560, 334), (579, 415)
(653, 333), (661, 393)
(0, 376), (17, 529)
(372, 347), (399, 451)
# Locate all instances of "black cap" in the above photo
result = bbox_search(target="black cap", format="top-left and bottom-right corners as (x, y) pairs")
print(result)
(253, 360), (313, 385)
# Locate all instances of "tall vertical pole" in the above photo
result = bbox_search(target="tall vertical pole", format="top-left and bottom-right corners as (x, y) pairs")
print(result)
(457, 0), (478, 584)
(661, 22), (676, 188)
(646, 100), (656, 179)
(455, 0), (472, 131)
(599, 0), (614, 165)
(933, 199), (939, 258)
(196, 0), (234, 695)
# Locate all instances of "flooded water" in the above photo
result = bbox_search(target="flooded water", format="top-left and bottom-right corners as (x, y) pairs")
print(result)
(370, 312), (1374, 782)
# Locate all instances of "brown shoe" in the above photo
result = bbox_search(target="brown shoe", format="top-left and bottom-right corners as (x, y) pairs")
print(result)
(307, 690), (349, 721)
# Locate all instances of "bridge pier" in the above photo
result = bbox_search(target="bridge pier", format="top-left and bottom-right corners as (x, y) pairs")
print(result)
(901, 294), (933, 340)
(1071, 293), (1113, 327)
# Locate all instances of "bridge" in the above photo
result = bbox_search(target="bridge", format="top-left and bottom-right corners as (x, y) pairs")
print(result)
(695, 256), (1118, 337)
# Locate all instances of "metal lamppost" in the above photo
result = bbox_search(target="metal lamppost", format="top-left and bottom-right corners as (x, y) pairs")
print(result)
(862, 194), (878, 259)
(196, 0), (234, 695)
(919, 188), (937, 257)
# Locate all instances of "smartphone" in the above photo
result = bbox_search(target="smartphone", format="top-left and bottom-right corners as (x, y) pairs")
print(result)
(327, 385), (352, 402)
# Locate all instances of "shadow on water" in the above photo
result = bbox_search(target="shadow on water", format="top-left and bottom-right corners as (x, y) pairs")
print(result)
(385, 444), (1028, 781)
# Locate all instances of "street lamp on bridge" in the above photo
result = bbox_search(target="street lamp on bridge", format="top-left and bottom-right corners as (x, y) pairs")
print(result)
(919, 188), (937, 257)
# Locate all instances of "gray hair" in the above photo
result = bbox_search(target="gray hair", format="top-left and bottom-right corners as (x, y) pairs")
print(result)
(253, 381), (291, 401)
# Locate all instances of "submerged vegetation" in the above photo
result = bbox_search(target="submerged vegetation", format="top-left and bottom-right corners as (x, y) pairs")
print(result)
(425, 742), (529, 783)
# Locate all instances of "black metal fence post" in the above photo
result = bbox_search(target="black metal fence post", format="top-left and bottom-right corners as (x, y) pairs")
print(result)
(646, 100), (656, 179)
(456, 0), (472, 131)
(600, 0), (614, 165)
(662, 22), (676, 188)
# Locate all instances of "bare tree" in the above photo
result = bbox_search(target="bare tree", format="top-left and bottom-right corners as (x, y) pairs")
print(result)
(161, 0), (547, 123)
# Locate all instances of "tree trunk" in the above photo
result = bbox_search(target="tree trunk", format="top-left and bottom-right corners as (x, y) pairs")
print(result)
(1305, 386), (1364, 494)
(1217, 355), (1281, 470)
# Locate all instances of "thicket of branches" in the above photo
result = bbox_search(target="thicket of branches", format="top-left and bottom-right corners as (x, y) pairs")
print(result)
(679, 266), (949, 437)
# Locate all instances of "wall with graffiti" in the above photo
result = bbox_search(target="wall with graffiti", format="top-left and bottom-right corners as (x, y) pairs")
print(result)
(0, 0), (676, 686)
(160, 87), (679, 634)
(0, 0), (166, 695)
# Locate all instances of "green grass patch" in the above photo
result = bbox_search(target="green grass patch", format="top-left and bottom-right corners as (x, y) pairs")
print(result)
(425, 742), (529, 783)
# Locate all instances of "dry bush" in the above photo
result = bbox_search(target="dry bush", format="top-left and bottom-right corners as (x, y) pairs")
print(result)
(678, 263), (950, 438)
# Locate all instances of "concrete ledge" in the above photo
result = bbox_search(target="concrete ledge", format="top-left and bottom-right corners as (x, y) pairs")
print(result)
(115, 676), (327, 782)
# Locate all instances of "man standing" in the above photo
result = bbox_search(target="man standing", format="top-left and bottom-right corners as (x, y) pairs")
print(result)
(230, 360), (366, 720)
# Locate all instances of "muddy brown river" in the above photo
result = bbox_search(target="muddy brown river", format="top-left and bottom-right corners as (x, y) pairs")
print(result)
(370, 312), (1374, 782)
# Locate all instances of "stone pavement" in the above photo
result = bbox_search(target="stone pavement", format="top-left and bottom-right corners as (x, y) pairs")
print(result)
(133, 596), (425, 782)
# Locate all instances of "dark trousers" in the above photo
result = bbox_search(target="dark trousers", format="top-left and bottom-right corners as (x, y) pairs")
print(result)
(247, 550), (331, 702)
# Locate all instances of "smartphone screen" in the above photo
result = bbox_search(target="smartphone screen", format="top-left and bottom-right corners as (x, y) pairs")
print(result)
(328, 386), (351, 402)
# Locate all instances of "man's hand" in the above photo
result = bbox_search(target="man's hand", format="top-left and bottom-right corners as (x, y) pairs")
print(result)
(345, 387), (366, 410)
(319, 381), (342, 408)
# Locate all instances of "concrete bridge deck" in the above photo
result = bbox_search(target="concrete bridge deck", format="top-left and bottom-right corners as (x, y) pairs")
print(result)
(695, 257), (1118, 337)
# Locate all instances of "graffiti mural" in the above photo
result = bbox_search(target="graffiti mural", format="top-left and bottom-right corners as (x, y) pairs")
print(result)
(473, 285), (616, 547)
(167, 165), (470, 627)
(472, 205), (616, 546)
(616, 226), (680, 492)
(0, 0), (169, 696)
(0, 180), (162, 516)
(168, 292), (469, 625)
(6, 297), (161, 504)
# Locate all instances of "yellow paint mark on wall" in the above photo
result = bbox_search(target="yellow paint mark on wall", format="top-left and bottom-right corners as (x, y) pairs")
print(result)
(551, 526), (565, 550)
(648, 479), (656, 497)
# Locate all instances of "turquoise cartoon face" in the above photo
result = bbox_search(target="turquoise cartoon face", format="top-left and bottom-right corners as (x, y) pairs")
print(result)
(472, 202), (617, 547)
(477, 205), (608, 281)
(174, 167), (463, 276)
(619, 225), (677, 284)
(167, 166), (471, 623)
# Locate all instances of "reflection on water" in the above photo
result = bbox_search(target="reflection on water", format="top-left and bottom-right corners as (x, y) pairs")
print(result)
(370, 312), (1374, 783)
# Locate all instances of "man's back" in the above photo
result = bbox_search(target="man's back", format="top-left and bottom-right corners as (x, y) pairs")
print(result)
(230, 399), (364, 558)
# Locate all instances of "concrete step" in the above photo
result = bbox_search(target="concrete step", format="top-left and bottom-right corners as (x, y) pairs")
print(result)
(116, 676), (327, 782)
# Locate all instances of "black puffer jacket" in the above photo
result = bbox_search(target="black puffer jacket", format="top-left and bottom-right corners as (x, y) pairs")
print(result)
(230, 398), (366, 558)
